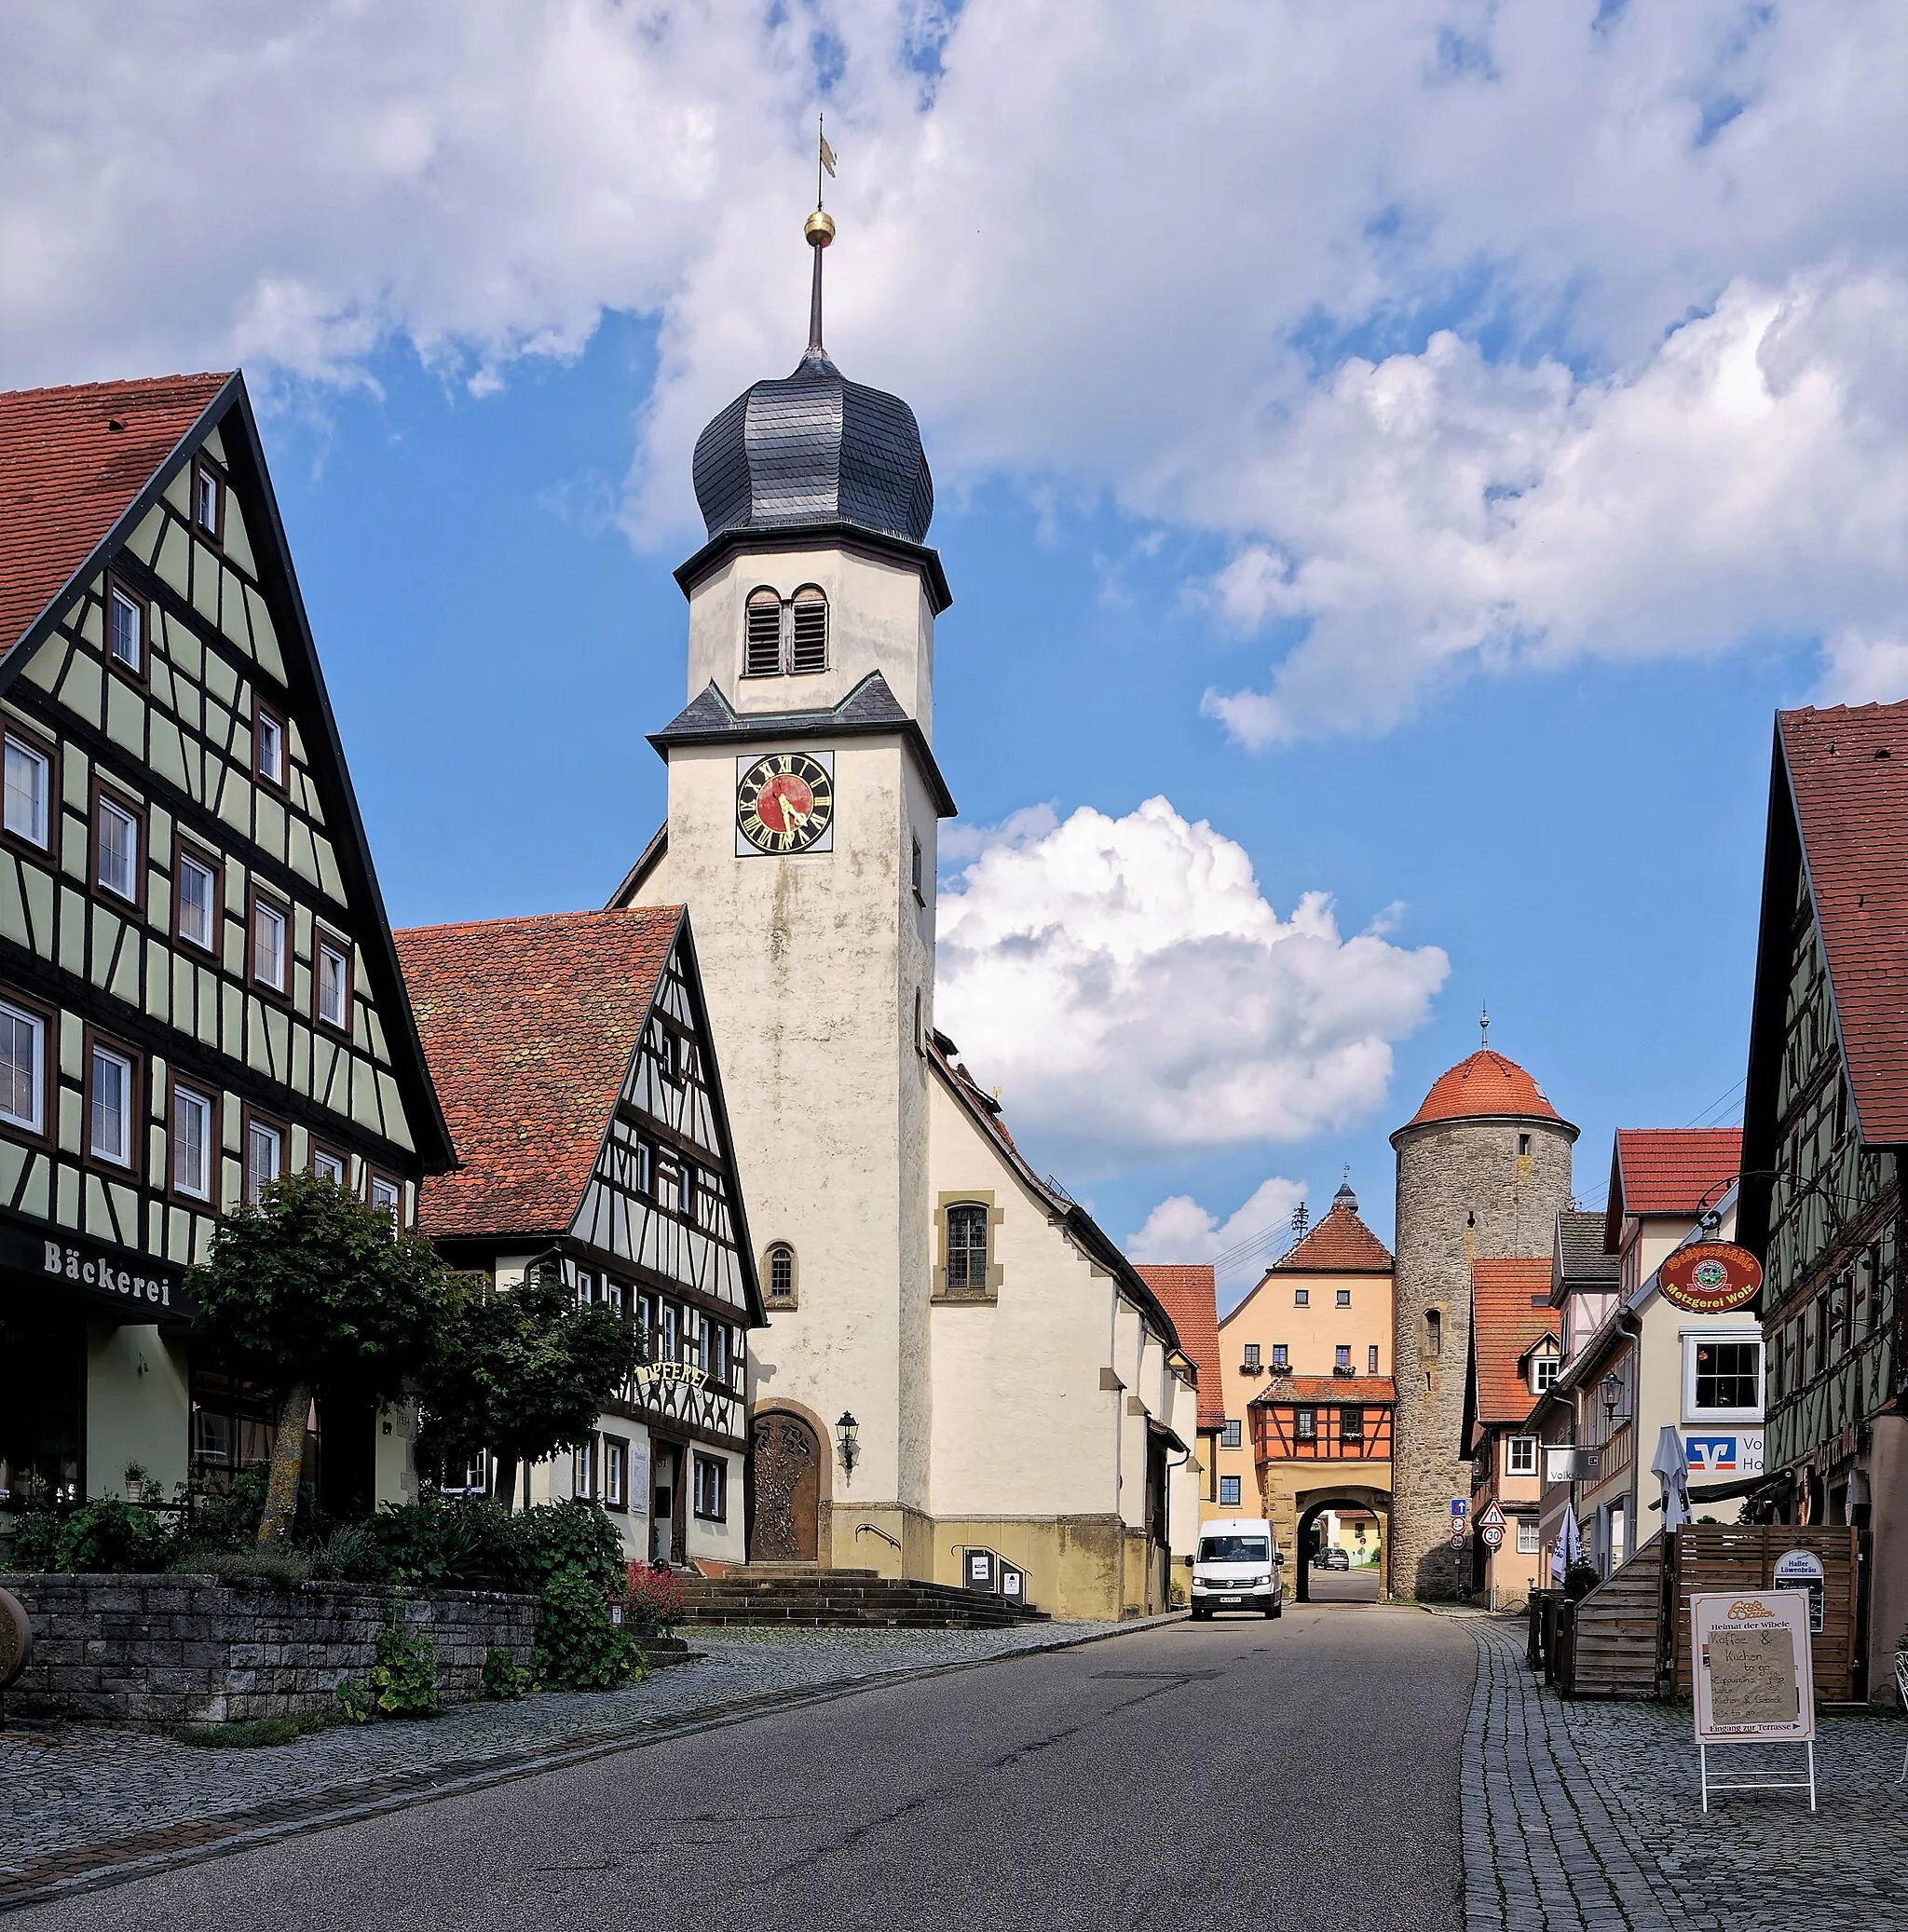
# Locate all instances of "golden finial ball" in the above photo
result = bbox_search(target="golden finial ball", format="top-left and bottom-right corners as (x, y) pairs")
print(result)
(805, 210), (836, 248)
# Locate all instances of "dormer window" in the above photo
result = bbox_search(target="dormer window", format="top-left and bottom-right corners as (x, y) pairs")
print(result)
(1533, 1355), (1559, 1394)
(741, 586), (829, 678)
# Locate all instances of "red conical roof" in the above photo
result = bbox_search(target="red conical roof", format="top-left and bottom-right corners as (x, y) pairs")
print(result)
(1399, 1049), (1565, 1132)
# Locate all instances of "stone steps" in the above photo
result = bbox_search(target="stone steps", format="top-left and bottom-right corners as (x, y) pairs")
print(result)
(675, 1569), (1049, 1629)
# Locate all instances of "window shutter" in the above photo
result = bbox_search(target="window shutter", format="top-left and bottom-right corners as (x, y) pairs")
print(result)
(789, 588), (827, 673)
(744, 591), (784, 676)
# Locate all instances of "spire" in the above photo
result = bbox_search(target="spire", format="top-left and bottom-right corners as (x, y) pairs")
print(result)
(1333, 1166), (1357, 1214)
(804, 114), (837, 358)
(1479, 1002), (1490, 1051)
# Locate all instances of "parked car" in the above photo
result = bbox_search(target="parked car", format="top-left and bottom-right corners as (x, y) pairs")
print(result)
(1315, 1546), (1351, 1571)
(1189, 1517), (1284, 1619)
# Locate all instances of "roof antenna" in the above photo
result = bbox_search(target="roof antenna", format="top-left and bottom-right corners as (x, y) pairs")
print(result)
(1479, 1001), (1490, 1051)
(804, 115), (837, 357)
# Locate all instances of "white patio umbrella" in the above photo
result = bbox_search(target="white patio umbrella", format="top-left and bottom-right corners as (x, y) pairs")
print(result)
(1560, 1503), (1585, 1576)
(1650, 1424), (1691, 1532)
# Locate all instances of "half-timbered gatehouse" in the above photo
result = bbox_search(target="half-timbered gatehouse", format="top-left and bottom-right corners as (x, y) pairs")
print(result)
(0, 374), (454, 1514)
(395, 906), (764, 1564)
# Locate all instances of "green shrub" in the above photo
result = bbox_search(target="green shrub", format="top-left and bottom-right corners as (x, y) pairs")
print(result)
(534, 1566), (644, 1691)
(307, 1519), (380, 1584)
(513, 1501), (624, 1593)
(55, 1499), (170, 1573)
(482, 1644), (529, 1700)
(368, 1612), (439, 1717)
(170, 1546), (312, 1585)
(3, 1511), (62, 1571)
(1562, 1558), (1601, 1602)
(334, 1679), (373, 1724)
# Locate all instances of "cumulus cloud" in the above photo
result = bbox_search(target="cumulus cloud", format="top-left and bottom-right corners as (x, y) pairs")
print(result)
(1814, 631), (1908, 708)
(3, 3), (1902, 728)
(1126, 1177), (1306, 1269)
(934, 797), (1447, 1161)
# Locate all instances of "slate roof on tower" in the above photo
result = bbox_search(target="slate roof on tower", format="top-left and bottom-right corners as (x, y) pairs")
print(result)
(1135, 1266), (1224, 1431)
(0, 373), (230, 659)
(395, 907), (684, 1239)
(1603, 1128), (1741, 1251)
(1271, 1187), (1393, 1274)
(1397, 1048), (1571, 1133)
(1466, 1257), (1559, 1435)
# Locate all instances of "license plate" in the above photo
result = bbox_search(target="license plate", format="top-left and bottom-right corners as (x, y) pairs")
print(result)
(1219, 1595), (1242, 1604)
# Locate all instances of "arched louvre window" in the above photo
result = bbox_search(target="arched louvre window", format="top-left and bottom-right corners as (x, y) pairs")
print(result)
(789, 586), (828, 673)
(947, 1204), (988, 1290)
(744, 588), (783, 677)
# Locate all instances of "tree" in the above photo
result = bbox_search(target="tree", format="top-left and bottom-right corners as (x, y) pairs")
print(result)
(190, 1172), (458, 1546)
(414, 1259), (643, 1507)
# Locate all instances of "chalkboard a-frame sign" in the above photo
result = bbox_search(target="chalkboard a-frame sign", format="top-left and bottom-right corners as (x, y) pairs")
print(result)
(1691, 1590), (1817, 1812)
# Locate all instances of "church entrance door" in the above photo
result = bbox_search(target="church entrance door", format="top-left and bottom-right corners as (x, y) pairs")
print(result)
(750, 1411), (821, 1562)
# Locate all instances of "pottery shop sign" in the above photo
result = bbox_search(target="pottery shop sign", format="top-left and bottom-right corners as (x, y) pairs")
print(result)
(1659, 1243), (1762, 1315)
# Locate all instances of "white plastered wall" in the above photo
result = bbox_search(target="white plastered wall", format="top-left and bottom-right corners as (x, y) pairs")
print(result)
(84, 1320), (188, 1497)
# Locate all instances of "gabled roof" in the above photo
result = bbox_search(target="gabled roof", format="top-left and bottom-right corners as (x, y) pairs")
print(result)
(0, 371), (453, 1170)
(1271, 1198), (1393, 1274)
(927, 1037), (1182, 1355)
(1603, 1128), (1741, 1250)
(396, 907), (684, 1240)
(0, 373), (231, 660)
(1465, 1257), (1558, 1445)
(1135, 1265), (1223, 1430)
(647, 670), (957, 816)
(1395, 1048), (1575, 1139)
(1552, 1208), (1619, 1306)
(1248, 1375), (1395, 1406)
(1778, 704), (1908, 1145)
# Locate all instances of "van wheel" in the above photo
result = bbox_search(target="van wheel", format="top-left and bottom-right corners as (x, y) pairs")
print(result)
(1268, 1601), (1282, 1619)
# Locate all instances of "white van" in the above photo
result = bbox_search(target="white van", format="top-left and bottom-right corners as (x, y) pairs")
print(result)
(1189, 1517), (1284, 1619)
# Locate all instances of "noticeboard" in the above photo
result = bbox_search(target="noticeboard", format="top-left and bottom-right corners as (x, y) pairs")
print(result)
(1691, 1591), (1815, 1745)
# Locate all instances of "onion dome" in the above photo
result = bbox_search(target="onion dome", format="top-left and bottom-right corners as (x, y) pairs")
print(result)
(1399, 1049), (1566, 1131)
(691, 209), (934, 546)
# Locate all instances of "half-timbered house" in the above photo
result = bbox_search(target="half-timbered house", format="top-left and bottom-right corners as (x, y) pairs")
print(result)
(1739, 701), (1908, 1700)
(0, 374), (454, 1515)
(395, 906), (764, 1564)
(1249, 1371), (1397, 1599)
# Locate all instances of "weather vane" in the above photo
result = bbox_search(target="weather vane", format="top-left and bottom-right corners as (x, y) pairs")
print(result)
(1480, 1002), (1490, 1050)
(804, 116), (838, 354)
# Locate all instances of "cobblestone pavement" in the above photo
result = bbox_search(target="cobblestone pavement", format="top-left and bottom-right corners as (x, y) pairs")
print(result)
(0, 1617), (1169, 1907)
(1465, 1616), (1908, 1932)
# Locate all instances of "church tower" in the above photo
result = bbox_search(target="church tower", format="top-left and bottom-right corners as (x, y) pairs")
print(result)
(1389, 1037), (1575, 1599)
(619, 204), (954, 1571)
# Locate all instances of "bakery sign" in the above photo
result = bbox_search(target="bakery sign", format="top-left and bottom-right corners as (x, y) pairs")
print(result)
(0, 1218), (194, 1324)
(1659, 1242), (1762, 1315)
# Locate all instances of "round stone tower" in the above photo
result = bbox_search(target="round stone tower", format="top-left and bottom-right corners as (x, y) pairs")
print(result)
(1389, 1043), (1576, 1599)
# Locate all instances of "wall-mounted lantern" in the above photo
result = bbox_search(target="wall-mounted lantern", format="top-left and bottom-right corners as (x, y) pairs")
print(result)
(836, 1412), (860, 1478)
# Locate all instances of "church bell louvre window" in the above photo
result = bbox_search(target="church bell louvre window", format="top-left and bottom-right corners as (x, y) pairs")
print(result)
(789, 586), (827, 673)
(741, 585), (830, 677)
(743, 589), (783, 677)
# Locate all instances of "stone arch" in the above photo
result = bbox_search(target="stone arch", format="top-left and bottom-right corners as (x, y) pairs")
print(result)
(1293, 1485), (1392, 1604)
(747, 1399), (833, 1565)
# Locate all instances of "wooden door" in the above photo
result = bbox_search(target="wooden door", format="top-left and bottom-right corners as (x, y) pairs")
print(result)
(751, 1412), (821, 1562)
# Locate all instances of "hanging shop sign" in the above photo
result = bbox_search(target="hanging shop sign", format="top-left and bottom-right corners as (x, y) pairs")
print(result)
(1659, 1243), (1762, 1315)
(632, 1361), (708, 1393)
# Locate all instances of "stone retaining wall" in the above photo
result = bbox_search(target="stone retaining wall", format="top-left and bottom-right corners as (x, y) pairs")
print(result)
(0, 1572), (537, 1724)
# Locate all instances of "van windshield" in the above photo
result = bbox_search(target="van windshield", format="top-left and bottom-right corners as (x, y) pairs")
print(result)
(1199, 1535), (1270, 1564)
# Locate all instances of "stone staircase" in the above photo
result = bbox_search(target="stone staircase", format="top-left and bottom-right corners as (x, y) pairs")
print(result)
(1567, 1534), (1666, 1697)
(674, 1565), (1051, 1629)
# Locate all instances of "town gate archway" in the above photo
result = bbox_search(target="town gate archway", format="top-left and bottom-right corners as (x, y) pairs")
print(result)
(1292, 1486), (1391, 1603)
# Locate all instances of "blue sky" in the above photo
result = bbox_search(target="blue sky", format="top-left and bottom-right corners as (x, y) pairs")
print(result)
(5, 3), (1901, 1306)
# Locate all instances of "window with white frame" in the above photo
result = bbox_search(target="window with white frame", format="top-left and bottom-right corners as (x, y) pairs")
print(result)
(693, 1454), (727, 1519)
(108, 584), (144, 673)
(3, 734), (48, 848)
(0, 1000), (45, 1134)
(95, 795), (139, 901)
(1517, 1518), (1541, 1555)
(661, 1301), (680, 1363)
(193, 464), (222, 536)
(176, 849), (217, 950)
(1506, 1435), (1538, 1476)
(574, 1435), (597, 1499)
(171, 1085), (213, 1199)
(1368, 1344), (1380, 1373)
(1684, 1334), (1763, 1420)
(1221, 1420), (1242, 1449)
(252, 897), (286, 992)
(89, 1043), (135, 1167)
(1533, 1355), (1560, 1394)
(604, 1436), (629, 1510)
(370, 1174), (402, 1229)
(246, 1118), (282, 1203)
(311, 1146), (347, 1188)
(317, 937), (350, 1030)
(255, 707), (285, 787)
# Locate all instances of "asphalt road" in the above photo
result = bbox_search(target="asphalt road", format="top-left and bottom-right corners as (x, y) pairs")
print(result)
(14, 1605), (1475, 1932)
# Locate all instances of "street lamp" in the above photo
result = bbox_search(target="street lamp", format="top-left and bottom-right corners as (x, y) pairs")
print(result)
(836, 1412), (859, 1478)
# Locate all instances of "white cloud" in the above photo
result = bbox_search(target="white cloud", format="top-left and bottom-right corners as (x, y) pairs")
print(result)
(1814, 630), (1908, 709)
(1127, 1177), (1306, 1269)
(3, 3), (1903, 728)
(934, 796), (1447, 1161)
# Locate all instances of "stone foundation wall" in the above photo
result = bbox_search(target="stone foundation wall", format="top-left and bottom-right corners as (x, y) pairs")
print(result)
(0, 1572), (537, 1724)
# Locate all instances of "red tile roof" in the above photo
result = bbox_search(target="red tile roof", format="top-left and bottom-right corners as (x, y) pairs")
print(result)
(0, 374), (231, 657)
(1780, 705), (1908, 1144)
(1471, 1258), (1558, 1429)
(1270, 1200), (1393, 1274)
(1604, 1127), (1741, 1249)
(1248, 1375), (1396, 1405)
(396, 907), (683, 1240)
(1397, 1048), (1566, 1132)
(1135, 1265), (1224, 1430)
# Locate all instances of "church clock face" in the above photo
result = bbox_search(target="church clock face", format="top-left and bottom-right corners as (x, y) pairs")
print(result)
(736, 751), (835, 856)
